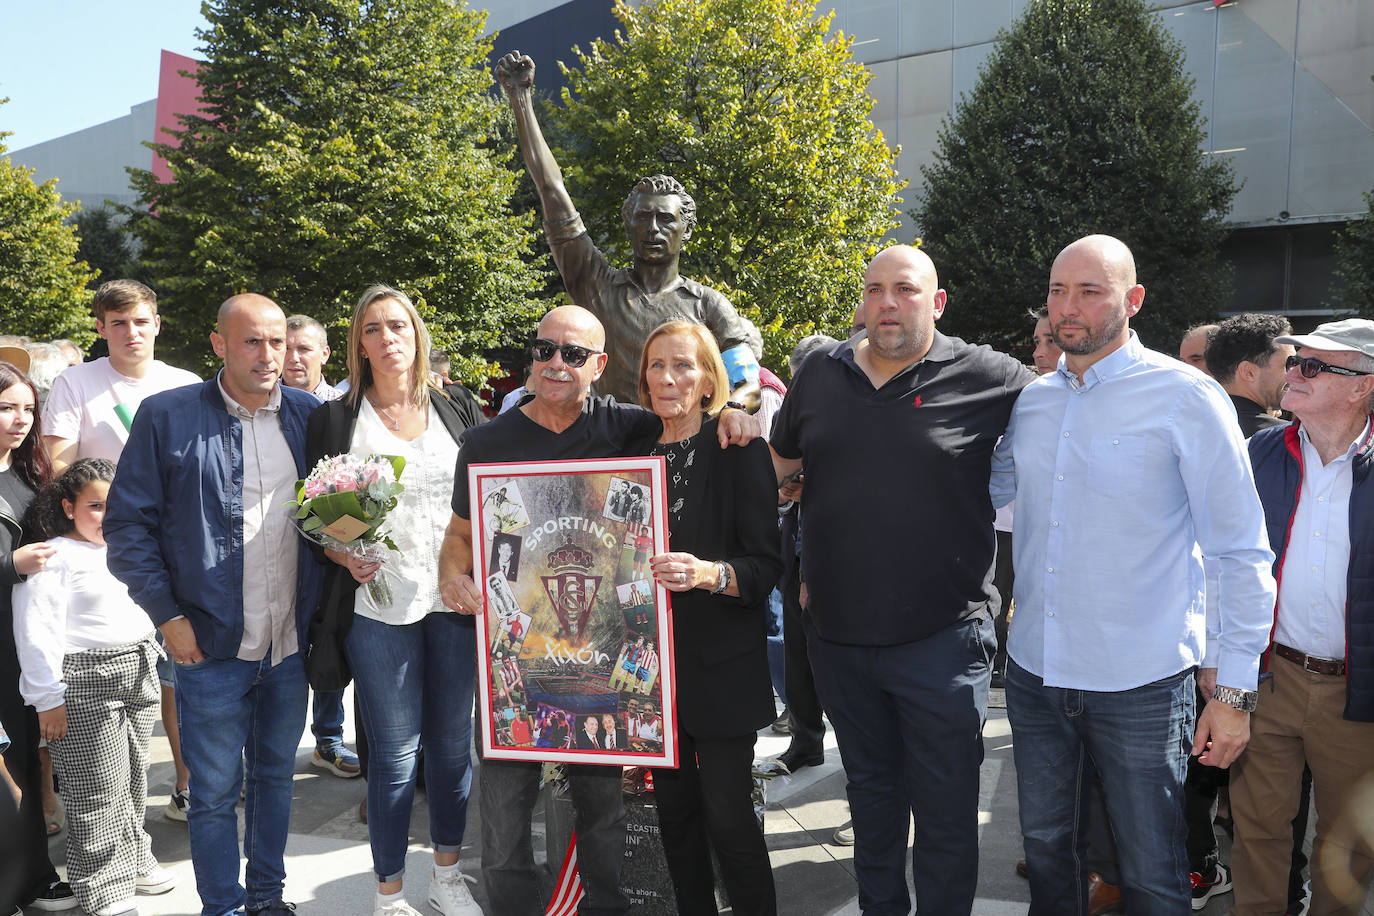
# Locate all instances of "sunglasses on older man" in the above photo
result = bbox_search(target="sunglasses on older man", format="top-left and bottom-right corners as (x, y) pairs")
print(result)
(530, 339), (602, 368)
(1285, 354), (1374, 379)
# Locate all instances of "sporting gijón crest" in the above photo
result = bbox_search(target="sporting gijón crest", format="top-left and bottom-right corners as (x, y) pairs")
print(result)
(543, 542), (602, 643)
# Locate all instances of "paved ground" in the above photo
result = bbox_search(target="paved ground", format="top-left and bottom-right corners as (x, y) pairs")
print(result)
(29, 685), (1371, 915)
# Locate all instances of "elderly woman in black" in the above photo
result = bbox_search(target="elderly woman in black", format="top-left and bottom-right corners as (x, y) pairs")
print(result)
(639, 320), (782, 916)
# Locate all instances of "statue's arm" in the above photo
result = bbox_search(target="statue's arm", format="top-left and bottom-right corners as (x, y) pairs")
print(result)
(495, 51), (578, 229)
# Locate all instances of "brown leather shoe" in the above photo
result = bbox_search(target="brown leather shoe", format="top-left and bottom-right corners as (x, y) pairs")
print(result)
(1088, 873), (1123, 915)
(1016, 859), (1029, 879)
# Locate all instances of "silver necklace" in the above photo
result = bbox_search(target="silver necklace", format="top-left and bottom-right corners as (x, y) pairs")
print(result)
(371, 398), (402, 431)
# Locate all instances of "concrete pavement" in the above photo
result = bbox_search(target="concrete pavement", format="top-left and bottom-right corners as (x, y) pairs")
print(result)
(32, 685), (1367, 915)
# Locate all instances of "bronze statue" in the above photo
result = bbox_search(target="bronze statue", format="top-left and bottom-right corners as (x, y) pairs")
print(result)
(495, 51), (760, 405)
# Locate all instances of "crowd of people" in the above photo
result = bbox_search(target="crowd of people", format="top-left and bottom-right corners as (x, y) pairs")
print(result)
(0, 90), (1371, 916)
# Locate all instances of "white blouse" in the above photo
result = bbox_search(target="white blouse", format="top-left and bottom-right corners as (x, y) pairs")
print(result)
(13, 536), (156, 711)
(350, 399), (459, 626)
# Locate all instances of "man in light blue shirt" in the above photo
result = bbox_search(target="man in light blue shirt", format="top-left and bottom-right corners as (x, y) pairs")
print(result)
(990, 234), (1276, 914)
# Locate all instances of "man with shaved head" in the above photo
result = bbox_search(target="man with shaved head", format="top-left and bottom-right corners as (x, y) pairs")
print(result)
(770, 245), (1035, 915)
(991, 235), (1276, 914)
(438, 304), (756, 916)
(105, 293), (324, 916)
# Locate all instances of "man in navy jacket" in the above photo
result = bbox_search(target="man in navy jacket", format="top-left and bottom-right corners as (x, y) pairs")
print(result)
(106, 294), (323, 916)
(1236, 318), (1374, 915)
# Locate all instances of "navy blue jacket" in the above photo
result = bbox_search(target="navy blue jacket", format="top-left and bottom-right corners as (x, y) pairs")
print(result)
(1249, 421), (1374, 721)
(105, 379), (324, 661)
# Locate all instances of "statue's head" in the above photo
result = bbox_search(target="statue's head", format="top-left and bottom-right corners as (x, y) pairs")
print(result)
(622, 175), (697, 265)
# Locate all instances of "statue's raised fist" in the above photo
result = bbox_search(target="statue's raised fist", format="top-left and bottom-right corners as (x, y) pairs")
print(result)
(495, 52), (535, 92)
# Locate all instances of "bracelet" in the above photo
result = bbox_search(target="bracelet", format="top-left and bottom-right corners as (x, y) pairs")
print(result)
(724, 400), (747, 412)
(711, 561), (731, 594)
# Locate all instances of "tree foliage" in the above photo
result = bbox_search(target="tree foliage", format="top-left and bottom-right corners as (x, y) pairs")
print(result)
(1332, 189), (1374, 316)
(914, 0), (1237, 352)
(75, 206), (142, 289)
(0, 106), (98, 346)
(126, 0), (545, 383)
(545, 0), (905, 370)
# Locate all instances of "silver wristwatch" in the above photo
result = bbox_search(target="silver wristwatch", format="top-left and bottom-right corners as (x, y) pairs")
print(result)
(1212, 685), (1258, 712)
(711, 561), (731, 595)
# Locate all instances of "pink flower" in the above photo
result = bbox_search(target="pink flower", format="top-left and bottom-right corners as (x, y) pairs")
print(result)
(361, 463), (386, 487)
(303, 479), (327, 498)
(333, 470), (359, 493)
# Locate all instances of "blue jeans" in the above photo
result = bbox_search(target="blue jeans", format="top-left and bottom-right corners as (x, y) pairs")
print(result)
(310, 689), (345, 752)
(346, 612), (476, 882)
(765, 588), (786, 706)
(1005, 659), (1194, 916)
(806, 614), (993, 916)
(173, 652), (307, 916)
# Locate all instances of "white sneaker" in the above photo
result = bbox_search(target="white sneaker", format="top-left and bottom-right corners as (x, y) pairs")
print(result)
(427, 864), (483, 916)
(164, 788), (189, 822)
(135, 865), (177, 895)
(375, 899), (424, 916)
(92, 901), (138, 916)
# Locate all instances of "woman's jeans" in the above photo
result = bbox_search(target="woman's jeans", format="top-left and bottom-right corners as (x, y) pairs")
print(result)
(346, 611), (477, 882)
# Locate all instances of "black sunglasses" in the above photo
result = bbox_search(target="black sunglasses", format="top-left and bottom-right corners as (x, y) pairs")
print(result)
(1285, 354), (1374, 379)
(530, 339), (602, 368)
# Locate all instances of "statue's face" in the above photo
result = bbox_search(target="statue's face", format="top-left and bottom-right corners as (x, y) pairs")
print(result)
(626, 193), (687, 265)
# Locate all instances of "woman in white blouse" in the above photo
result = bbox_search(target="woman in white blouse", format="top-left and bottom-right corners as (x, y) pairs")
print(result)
(305, 286), (486, 916)
(13, 458), (175, 915)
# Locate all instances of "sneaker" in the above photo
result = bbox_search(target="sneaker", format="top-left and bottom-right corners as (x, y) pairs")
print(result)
(92, 901), (137, 916)
(1190, 862), (1233, 911)
(247, 900), (296, 916)
(313, 745), (362, 778)
(428, 864), (483, 916)
(376, 899), (424, 916)
(29, 880), (77, 911)
(164, 787), (189, 822)
(135, 865), (177, 895)
(770, 710), (791, 734)
(832, 820), (855, 846)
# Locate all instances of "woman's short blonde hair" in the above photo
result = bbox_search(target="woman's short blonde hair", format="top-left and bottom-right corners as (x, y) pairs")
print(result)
(345, 284), (435, 408)
(637, 320), (730, 417)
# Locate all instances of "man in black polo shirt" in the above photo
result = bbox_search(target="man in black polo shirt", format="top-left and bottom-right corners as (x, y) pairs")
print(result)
(437, 304), (753, 916)
(770, 245), (1033, 915)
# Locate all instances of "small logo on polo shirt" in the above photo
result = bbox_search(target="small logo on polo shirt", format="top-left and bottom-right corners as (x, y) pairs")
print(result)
(912, 395), (923, 407)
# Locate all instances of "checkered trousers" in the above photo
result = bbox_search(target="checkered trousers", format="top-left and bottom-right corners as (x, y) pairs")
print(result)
(47, 637), (162, 912)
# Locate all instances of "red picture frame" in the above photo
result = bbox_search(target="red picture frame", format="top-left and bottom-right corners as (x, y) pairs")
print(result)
(470, 456), (677, 768)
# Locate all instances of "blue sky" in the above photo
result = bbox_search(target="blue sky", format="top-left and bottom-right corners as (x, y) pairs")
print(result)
(0, 2), (209, 152)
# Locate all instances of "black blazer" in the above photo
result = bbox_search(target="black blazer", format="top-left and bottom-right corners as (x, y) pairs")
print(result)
(305, 384), (486, 638)
(665, 417), (782, 738)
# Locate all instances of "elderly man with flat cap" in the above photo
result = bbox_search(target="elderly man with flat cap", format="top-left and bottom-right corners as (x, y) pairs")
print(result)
(1233, 318), (1374, 916)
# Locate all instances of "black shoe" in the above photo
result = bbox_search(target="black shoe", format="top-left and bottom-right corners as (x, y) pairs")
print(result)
(29, 880), (77, 911)
(990, 668), (1006, 688)
(776, 747), (824, 774)
(248, 901), (296, 916)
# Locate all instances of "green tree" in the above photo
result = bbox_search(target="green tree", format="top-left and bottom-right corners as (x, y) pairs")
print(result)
(1331, 189), (1374, 315)
(914, 0), (1237, 352)
(74, 206), (142, 288)
(0, 111), (98, 345)
(544, 0), (905, 370)
(126, 0), (545, 383)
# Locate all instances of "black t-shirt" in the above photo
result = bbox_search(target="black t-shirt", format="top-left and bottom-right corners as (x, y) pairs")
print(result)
(771, 332), (1034, 646)
(452, 395), (662, 518)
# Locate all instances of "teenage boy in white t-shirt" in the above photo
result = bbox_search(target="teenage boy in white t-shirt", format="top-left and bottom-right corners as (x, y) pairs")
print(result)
(44, 279), (201, 824)
(45, 280), (200, 469)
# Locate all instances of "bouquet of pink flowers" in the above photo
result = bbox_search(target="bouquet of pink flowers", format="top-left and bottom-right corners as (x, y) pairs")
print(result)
(293, 453), (406, 606)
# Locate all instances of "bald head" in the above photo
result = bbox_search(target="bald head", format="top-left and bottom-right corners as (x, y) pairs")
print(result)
(218, 293), (283, 332)
(1053, 235), (1137, 288)
(861, 244), (946, 368)
(538, 305), (606, 351)
(866, 245), (938, 290)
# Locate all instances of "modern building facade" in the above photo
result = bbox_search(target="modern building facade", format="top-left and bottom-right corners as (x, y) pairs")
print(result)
(13, 0), (1373, 316)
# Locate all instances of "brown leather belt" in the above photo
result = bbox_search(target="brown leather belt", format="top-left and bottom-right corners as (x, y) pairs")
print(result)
(1273, 642), (1345, 676)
